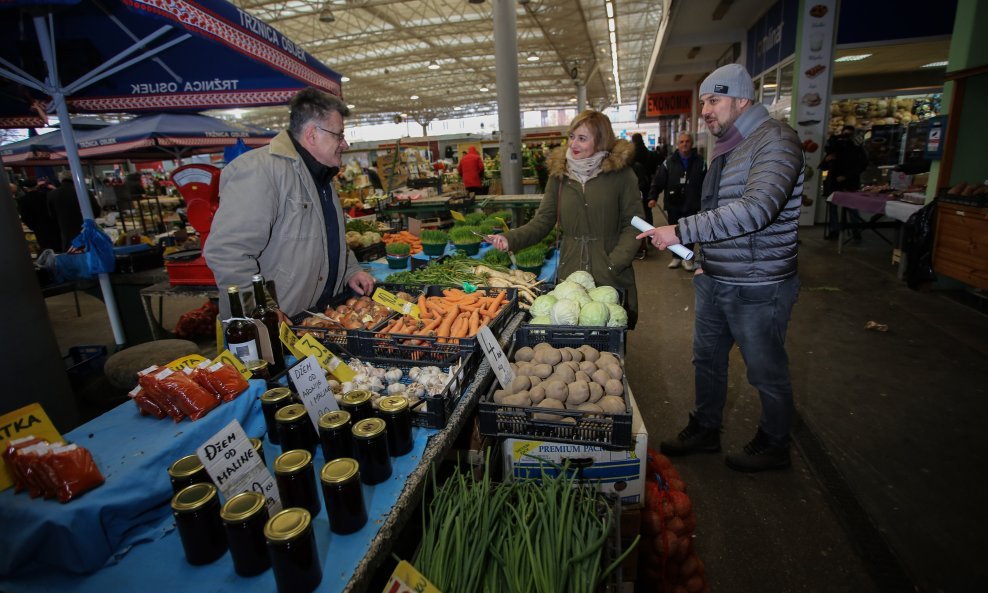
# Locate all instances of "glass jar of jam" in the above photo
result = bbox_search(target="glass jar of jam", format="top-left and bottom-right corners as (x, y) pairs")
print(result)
(220, 491), (270, 577)
(171, 482), (227, 565)
(320, 458), (367, 535)
(260, 387), (296, 445)
(274, 449), (321, 519)
(376, 395), (414, 457)
(318, 410), (353, 462)
(246, 359), (271, 381)
(351, 417), (392, 485)
(339, 390), (373, 423)
(249, 437), (266, 465)
(275, 403), (317, 455)
(167, 454), (210, 494)
(265, 508), (322, 593)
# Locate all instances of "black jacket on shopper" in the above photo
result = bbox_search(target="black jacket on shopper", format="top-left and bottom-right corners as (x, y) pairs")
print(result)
(648, 148), (706, 223)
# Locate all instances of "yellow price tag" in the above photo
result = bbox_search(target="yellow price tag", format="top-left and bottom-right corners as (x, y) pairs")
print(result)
(382, 560), (442, 593)
(493, 216), (509, 232)
(214, 349), (251, 380)
(372, 287), (420, 319)
(450, 210), (466, 222)
(279, 321), (303, 359)
(166, 354), (208, 372)
(0, 403), (64, 491)
(295, 334), (355, 382)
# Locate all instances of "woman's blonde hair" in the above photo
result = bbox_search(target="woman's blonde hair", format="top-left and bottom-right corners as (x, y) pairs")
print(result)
(567, 110), (617, 152)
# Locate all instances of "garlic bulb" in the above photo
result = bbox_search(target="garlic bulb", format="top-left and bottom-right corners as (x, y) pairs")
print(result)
(384, 368), (404, 384)
(387, 383), (407, 395)
(408, 367), (421, 380)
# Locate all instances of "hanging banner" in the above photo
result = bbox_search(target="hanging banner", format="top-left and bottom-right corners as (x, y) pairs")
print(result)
(646, 90), (692, 117)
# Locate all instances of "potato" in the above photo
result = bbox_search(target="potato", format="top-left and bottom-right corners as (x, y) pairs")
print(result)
(543, 379), (568, 401)
(576, 402), (603, 414)
(514, 362), (532, 377)
(563, 361), (581, 372)
(553, 365), (576, 384)
(588, 382), (604, 403)
(509, 362), (518, 374)
(603, 363), (624, 381)
(509, 376), (531, 394)
(535, 348), (562, 366)
(529, 375), (543, 386)
(532, 363), (553, 379)
(493, 389), (509, 404)
(533, 398), (565, 421)
(514, 346), (535, 363)
(529, 384), (546, 404)
(578, 345), (600, 362)
(566, 347), (583, 362)
(578, 361), (598, 375)
(558, 348), (572, 362)
(566, 381), (591, 405)
(605, 378), (624, 396)
(503, 391), (531, 407)
(574, 370), (591, 384)
(591, 369), (611, 387)
(533, 342), (554, 351)
(597, 395), (625, 414)
(597, 352), (620, 368)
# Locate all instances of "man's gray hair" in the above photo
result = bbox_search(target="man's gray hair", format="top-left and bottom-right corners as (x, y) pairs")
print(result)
(677, 131), (694, 143)
(288, 87), (350, 136)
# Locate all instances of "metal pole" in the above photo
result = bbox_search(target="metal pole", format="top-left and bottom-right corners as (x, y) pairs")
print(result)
(577, 82), (588, 112)
(493, 0), (521, 195)
(35, 15), (127, 347)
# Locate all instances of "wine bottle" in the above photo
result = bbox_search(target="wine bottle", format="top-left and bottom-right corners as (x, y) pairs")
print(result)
(225, 286), (260, 363)
(250, 274), (285, 374)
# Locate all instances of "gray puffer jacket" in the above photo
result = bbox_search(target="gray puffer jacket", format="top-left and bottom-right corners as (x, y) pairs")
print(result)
(677, 103), (803, 283)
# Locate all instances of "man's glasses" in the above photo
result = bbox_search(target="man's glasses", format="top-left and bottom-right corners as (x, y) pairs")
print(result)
(316, 125), (346, 142)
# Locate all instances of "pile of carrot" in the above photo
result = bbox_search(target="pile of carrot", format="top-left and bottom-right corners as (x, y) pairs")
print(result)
(378, 288), (509, 344)
(383, 231), (423, 254)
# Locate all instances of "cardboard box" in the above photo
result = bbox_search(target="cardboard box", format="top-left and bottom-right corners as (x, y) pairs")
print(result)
(890, 171), (913, 190)
(500, 393), (647, 508)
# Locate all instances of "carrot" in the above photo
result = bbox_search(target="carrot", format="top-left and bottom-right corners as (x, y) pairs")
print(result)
(418, 317), (442, 335)
(418, 294), (428, 316)
(488, 290), (507, 314)
(436, 304), (459, 341)
(450, 315), (467, 338)
(469, 309), (480, 336)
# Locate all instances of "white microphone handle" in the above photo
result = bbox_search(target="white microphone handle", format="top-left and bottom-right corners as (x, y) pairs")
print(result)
(630, 216), (694, 260)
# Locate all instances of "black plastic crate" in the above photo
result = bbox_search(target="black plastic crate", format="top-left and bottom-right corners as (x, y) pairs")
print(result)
(346, 286), (518, 365)
(939, 191), (988, 208)
(477, 327), (632, 449)
(63, 345), (108, 390)
(289, 289), (398, 348)
(351, 241), (386, 262)
(338, 352), (478, 429)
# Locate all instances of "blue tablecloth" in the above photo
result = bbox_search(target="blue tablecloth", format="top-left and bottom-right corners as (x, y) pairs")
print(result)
(0, 380), (267, 580)
(1, 382), (440, 593)
(363, 242), (559, 284)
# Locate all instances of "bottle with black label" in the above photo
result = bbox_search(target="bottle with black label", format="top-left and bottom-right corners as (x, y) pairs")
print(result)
(226, 286), (260, 364)
(250, 274), (285, 375)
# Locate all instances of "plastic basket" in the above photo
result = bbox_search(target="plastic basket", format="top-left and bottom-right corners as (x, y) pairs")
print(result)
(352, 241), (387, 262)
(524, 285), (629, 355)
(63, 345), (108, 388)
(477, 327), (632, 449)
(346, 286), (518, 365)
(289, 290), (397, 348)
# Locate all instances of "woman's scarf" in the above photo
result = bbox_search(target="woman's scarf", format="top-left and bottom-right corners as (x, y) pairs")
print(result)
(566, 147), (608, 187)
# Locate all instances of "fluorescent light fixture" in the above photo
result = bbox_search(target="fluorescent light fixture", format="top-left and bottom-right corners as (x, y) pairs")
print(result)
(346, 104), (355, 109)
(834, 54), (872, 62)
(410, 95), (419, 100)
(605, 1), (614, 18)
(921, 60), (948, 68)
(428, 60), (440, 70)
(527, 52), (540, 62)
(479, 86), (489, 92)
(607, 4), (621, 103)
(340, 76), (350, 82)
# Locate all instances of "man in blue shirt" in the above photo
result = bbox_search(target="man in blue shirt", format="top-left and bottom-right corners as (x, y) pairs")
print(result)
(647, 132), (706, 270)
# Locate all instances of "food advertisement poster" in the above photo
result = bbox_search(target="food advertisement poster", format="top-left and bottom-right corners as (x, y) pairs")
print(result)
(794, 0), (837, 225)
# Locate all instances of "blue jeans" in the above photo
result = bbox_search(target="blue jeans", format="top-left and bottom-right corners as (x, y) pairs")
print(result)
(691, 273), (800, 446)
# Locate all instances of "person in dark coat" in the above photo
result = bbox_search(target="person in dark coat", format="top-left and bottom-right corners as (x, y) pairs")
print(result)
(647, 132), (706, 270)
(631, 133), (657, 259)
(16, 177), (61, 252)
(820, 125), (869, 239)
(47, 171), (100, 252)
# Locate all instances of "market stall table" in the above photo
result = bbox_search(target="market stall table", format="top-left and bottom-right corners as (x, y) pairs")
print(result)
(828, 191), (922, 254)
(361, 243), (560, 284)
(0, 314), (522, 593)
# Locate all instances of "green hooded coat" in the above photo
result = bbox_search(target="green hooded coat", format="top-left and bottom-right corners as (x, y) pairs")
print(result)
(502, 139), (644, 325)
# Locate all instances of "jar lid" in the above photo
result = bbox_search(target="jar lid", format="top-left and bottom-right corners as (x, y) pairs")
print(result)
(261, 387), (293, 404)
(318, 410), (351, 430)
(274, 449), (312, 474)
(377, 395), (410, 414)
(249, 437), (263, 453)
(352, 417), (386, 439)
(221, 491), (266, 523)
(171, 482), (217, 512)
(167, 454), (203, 479)
(264, 508), (311, 543)
(320, 458), (359, 484)
(341, 390), (373, 406)
(274, 403), (308, 423)
(245, 359), (268, 372)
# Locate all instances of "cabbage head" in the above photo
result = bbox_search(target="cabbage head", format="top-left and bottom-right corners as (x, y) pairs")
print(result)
(579, 301), (610, 326)
(550, 299), (581, 325)
(529, 294), (557, 318)
(530, 315), (552, 325)
(588, 285), (619, 305)
(570, 290), (592, 307)
(565, 271), (596, 291)
(605, 304), (628, 328)
(551, 281), (587, 303)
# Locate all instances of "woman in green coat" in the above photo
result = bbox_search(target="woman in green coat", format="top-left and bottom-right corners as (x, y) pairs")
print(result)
(490, 110), (644, 327)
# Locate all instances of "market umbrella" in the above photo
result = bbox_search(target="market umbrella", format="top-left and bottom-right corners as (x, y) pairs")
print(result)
(0, 0), (343, 346)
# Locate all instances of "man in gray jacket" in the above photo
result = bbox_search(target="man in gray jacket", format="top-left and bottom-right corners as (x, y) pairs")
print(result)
(637, 64), (804, 472)
(205, 87), (375, 319)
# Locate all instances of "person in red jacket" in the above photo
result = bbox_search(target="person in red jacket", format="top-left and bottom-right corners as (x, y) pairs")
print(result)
(457, 146), (485, 194)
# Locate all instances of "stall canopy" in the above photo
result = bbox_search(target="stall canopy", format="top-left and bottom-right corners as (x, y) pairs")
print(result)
(0, 0), (344, 347)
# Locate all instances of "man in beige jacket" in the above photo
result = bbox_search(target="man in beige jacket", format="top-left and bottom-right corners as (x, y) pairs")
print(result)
(205, 88), (374, 319)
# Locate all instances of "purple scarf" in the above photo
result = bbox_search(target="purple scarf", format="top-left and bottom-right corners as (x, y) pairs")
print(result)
(710, 124), (743, 160)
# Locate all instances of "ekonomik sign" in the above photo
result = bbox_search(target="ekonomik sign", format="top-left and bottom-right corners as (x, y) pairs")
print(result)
(646, 90), (692, 117)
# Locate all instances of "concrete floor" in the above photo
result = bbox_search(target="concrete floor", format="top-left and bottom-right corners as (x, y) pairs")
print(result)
(42, 227), (988, 592)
